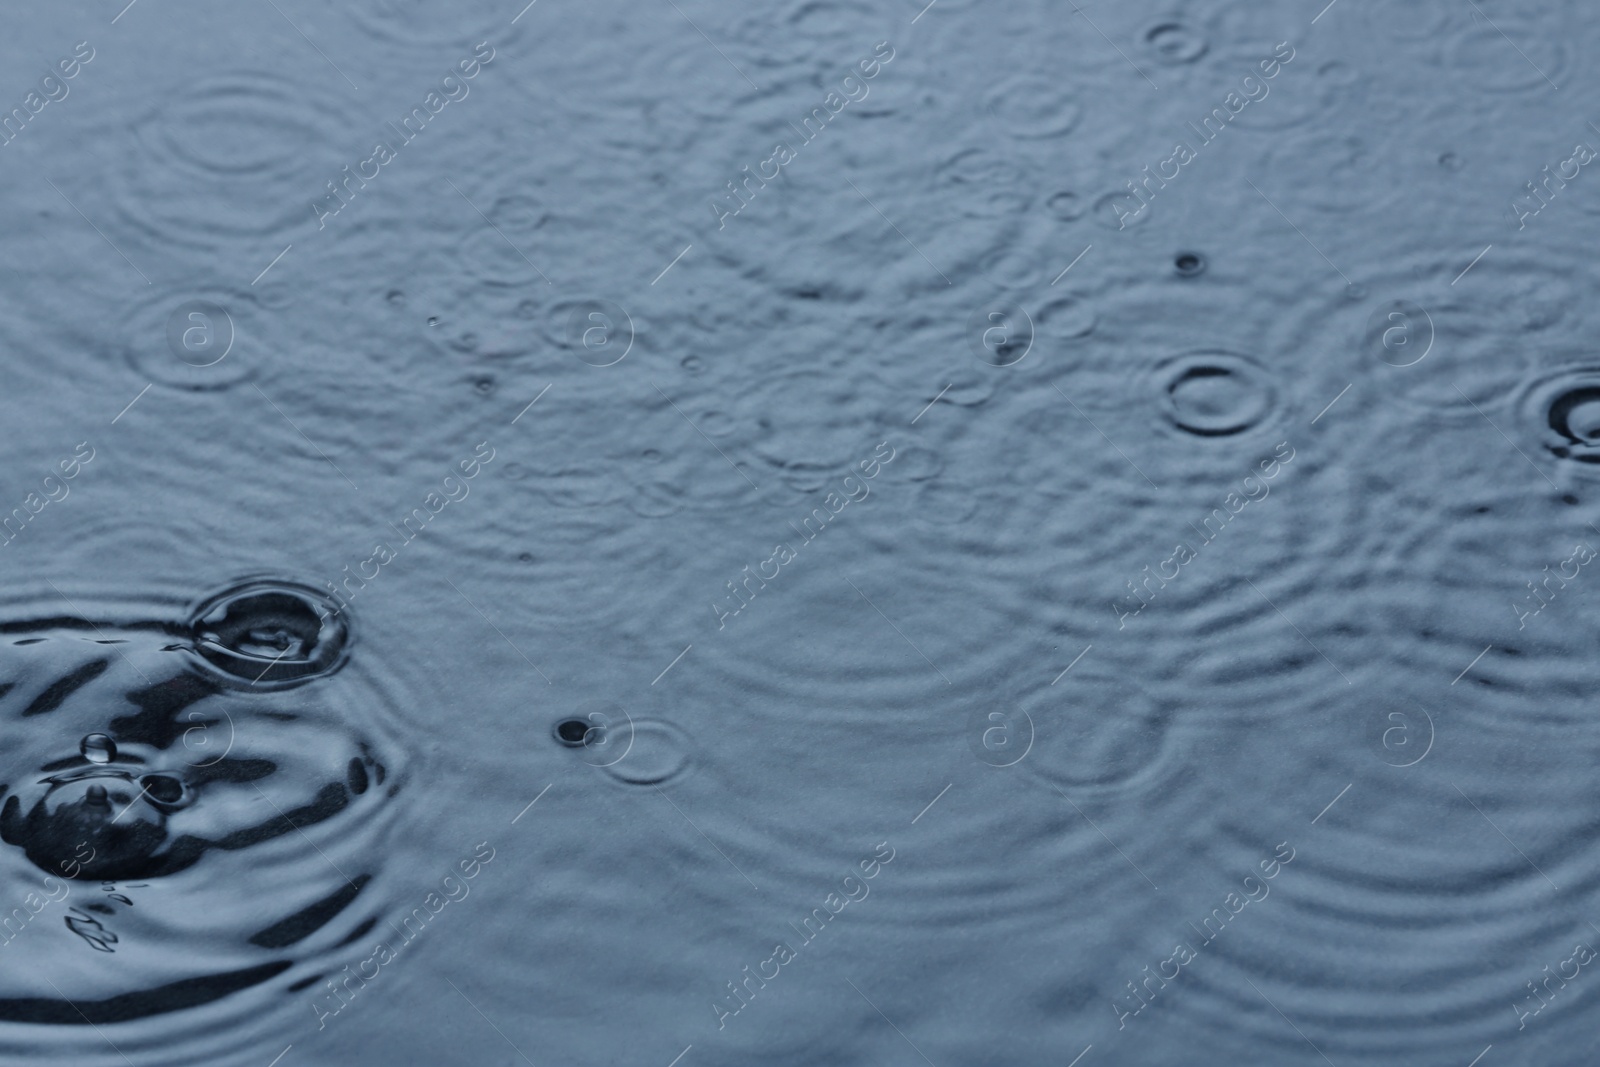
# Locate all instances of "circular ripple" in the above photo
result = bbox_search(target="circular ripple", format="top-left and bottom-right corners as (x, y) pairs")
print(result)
(120, 284), (268, 390)
(1019, 668), (1178, 797)
(1275, 246), (1585, 416)
(601, 719), (693, 786)
(734, 367), (897, 484)
(936, 148), (1038, 218)
(104, 71), (352, 250)
(0, 578), (411, 1050)
(984, 74), (1081, 138)
(1521, 366), (1600, 471)
(1141, 20), (1207, 64)
(1151, 351), (1279, 438)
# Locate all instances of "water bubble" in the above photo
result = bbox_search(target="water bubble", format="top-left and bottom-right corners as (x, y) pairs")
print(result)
(80, 734), (117, 764)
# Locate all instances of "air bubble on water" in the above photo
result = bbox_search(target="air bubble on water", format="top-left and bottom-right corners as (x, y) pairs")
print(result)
(81, 734), (117, 764)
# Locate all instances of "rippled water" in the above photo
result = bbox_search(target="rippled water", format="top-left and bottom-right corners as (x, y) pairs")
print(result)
(2, 0), (1599, 1063)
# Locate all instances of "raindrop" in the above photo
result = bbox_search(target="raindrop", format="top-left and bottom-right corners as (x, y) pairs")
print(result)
(554, 719), (591, 747)
(1174, 252), (1206, 277)
(81, 734), (117, 764)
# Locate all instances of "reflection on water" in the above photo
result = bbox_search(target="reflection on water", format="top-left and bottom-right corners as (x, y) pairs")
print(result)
(0, 581), (402, 1055)
(6, 0), (1600, 1062)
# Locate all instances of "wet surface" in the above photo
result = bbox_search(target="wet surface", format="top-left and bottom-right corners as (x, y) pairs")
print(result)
(2, 0), (1599, 1063)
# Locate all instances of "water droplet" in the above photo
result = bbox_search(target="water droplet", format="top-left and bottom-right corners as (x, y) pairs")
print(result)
(81, 734), (117, 764)
(427, 316), (440, 327)
(682, 355), (705, 374)
(1174, 252), (1206, 278)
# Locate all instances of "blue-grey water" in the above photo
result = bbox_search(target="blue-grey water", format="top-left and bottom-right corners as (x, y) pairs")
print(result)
(0, 0), (1596, 1063)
